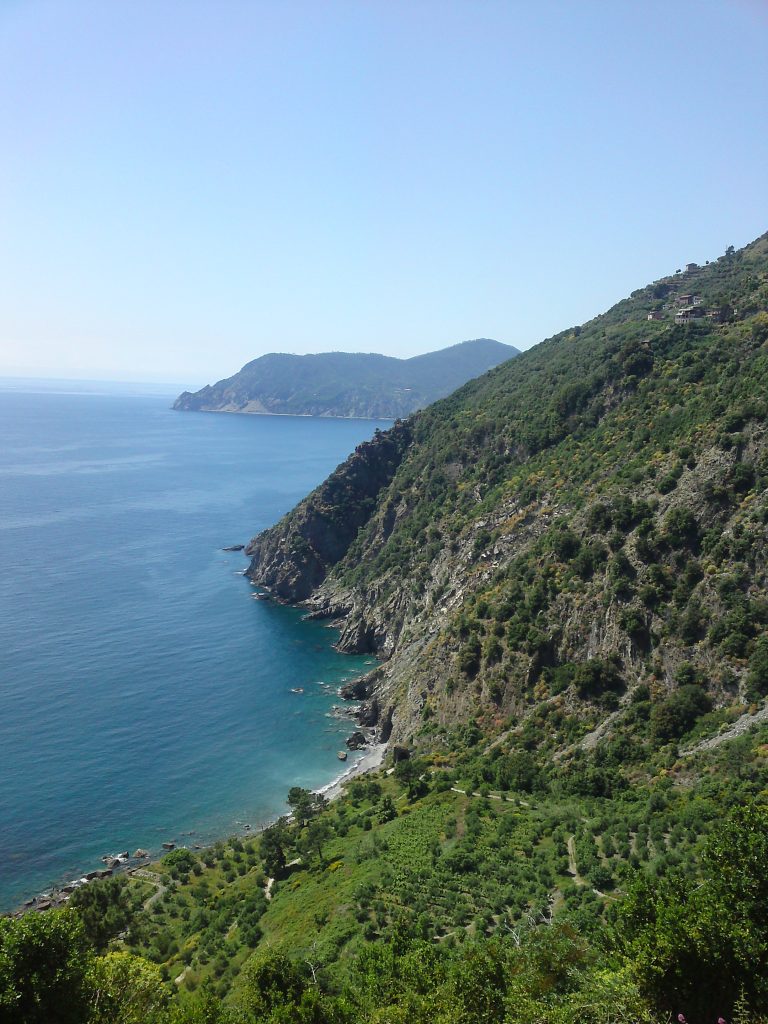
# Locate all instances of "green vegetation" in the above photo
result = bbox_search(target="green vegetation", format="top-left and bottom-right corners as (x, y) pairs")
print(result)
(5, 235), (768, 1021)
(173, 338), (518, 420)
(3, 729), (768, 1021)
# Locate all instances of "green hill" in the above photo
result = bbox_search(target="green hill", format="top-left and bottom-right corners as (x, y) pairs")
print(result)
(4, 235), (768, 1024)
(172, 338), (518, 419)
(247, 234), (768, 755)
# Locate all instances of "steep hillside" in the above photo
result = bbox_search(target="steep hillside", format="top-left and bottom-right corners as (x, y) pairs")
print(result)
(6, 236), (768, 1024)
(173, 338), (518, 419)
(248, 235), (768, 754)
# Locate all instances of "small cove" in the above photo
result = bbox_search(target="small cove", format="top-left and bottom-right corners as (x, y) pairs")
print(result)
(0, 382), (387, 909)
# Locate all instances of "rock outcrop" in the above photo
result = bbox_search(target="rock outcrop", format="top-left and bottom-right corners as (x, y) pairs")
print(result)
(245, 421), (413, 601)
(244, 233), (768, 754)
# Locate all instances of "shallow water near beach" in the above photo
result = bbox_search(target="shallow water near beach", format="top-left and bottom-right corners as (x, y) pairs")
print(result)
(0, 380), (386, 909)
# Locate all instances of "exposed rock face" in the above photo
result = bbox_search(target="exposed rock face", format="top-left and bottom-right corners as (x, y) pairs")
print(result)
(241, 234), (768, 756)
(345, 731), (368, 750)
(340, 676), (375, 700)
(245, 421), (413, 601)
(356, 696), (379, 727)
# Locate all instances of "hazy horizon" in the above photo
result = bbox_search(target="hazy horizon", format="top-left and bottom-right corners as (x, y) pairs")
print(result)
(1, 1), (766, 382)
(0, 335), (516, 391)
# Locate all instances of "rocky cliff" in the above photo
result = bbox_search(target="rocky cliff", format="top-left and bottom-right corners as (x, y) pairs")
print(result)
(245, 421), (414, 601)
(246, 234), (768, 753)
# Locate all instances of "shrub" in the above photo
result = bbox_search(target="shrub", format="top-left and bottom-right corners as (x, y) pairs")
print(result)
(572, 658), (623, 700)
(651, 685), (712, 740)
(459, 635), (482, 677)
(746, 637), (768, 698)
(663, 508), (700, 549)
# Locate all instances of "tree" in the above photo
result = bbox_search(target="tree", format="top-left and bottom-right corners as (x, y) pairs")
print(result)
(260, 819), (291, 877)
(394, 758), (427, 800)
(650, 685), (711, 741)
(459, 635), (482, 676)
(746, 636), (768, 698)
(614, 803), (768, 1018)
(377, 795), (397, 823)
(496, 751), (539, 793)
(0, 909), (92, 1024)
(162, 848), (198, 877)
(303, 818), (333, 864)
(69, 877), (133, 952)
(663, 508), (700, 550)
(167, 983), (229, 1024)
(572, 658), (622, 700)
(287, 787), (327, 825)
(238, 949), (307, 1019)
(87, 951), (167, 1024)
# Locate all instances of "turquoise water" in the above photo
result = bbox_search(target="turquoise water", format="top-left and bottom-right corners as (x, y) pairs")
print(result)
(0, 381), (386, 910)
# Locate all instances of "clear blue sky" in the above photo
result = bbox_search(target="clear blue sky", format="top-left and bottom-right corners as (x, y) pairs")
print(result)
(1, 0), (766, 385)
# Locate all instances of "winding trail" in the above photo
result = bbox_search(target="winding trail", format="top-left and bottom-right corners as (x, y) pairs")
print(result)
(130, 868), (166, 911)
(450, 786), (529, 806)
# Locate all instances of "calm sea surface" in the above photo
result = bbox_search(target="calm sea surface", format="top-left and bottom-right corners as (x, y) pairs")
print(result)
(0, 381), (386, 909)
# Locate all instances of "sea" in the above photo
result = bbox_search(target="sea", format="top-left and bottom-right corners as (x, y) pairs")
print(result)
(0, 378), (388, 911)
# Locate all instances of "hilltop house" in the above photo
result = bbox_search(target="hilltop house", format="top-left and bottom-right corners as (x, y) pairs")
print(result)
(646, 310), (664, 321)
(675, 305), (706, 324)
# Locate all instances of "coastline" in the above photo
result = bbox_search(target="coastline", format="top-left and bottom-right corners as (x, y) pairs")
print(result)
(317, 741), (388, 802)
(7, 739), (388, 918)
(174, 407), (395, 423)
(5, 586), (385, 918)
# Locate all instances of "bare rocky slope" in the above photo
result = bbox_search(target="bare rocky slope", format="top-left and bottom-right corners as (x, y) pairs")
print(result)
(247, 235), (768, 755)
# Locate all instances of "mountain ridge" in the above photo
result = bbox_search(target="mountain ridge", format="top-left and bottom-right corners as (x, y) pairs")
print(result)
(246, 232), (768, 753)
(173, 338), (518, 419)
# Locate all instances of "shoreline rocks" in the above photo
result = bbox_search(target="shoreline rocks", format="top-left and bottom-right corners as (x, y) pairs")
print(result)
(345, 730), (368, 750)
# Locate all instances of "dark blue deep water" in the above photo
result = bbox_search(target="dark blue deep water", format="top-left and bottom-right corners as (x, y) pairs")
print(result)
(0, 381), (386, 909)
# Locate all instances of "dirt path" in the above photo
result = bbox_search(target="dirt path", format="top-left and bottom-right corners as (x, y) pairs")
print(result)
(131, 868), (166, 911)
(264, 858), (301, 901)
(450, 786), (528, 806)
(566, 835), (585, 885)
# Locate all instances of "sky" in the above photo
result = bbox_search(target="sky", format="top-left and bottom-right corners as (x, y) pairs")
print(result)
(1, 1), (766, 386)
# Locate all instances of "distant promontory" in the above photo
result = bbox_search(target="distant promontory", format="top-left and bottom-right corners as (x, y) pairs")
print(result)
(173, 339), (518, 420)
